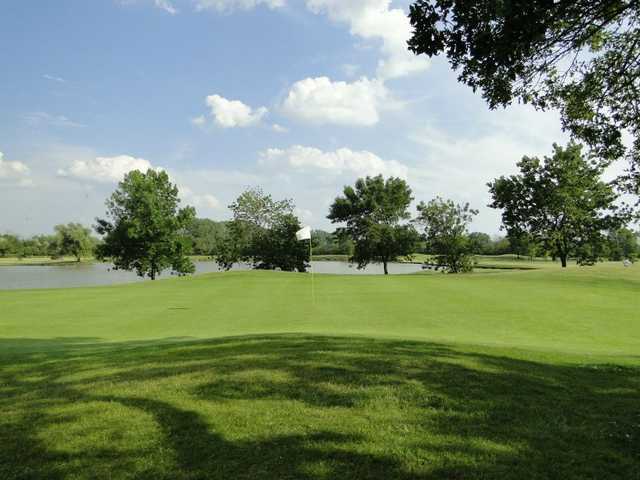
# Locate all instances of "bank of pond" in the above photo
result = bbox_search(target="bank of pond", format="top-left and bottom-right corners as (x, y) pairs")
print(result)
(0, 260), (430, 290)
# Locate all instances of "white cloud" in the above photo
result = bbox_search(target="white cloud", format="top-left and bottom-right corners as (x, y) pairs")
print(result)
(0, 152), (32, 187)
(191, 115), (207, 127)
(43, 74), (65, 83)
(282, 76), (389, 126)
(58, 155), (158, 183)
(24, 112), (85, 128)
(305, 0), (429, 79)
(341, 63), (360, 78)
(272, 123), (288, 133)
(203, 94), (268, 128)
(155, 0), (178, 14)
(193, 0), (285, 12)
(260, 145), (408, 178)
(179, 185), (221, 210)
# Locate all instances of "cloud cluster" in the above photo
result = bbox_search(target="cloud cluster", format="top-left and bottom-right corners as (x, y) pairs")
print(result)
(154, 0), (178, 14)
(0, 152), (32, 187)
(260, 145), (408, 178)
(179, 185), (221, 210)
(282, 76), (388, 126)
(24, 112), (85, 129)
(202, 94), (268, 128)
(193, 0), (284, 12)
(57, 155), (157, 183)
(305, 0), (429, 80)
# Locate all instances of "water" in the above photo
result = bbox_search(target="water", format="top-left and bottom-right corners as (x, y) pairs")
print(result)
(0, 260), (425, 290)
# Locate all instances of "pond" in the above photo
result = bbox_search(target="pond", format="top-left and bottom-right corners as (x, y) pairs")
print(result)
(0, 261), (426, 290)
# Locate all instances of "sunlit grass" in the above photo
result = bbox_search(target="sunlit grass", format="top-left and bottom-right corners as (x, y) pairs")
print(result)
(1, 264), (639, 479)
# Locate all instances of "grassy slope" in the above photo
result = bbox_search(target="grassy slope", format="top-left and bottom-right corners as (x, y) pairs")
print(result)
(1, 265), (639, 479)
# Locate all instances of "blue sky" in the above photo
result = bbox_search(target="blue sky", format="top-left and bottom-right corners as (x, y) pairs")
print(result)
(1, 0), (571, 236)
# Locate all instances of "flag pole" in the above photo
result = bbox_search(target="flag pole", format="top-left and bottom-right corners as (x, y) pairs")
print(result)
(309, 236), (315, 306)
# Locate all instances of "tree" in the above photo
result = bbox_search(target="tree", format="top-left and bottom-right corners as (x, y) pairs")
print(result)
(0, 235), (19, 257)
(95, 169), (196, 280)
(185, 218), (228, 256)
(327, 175), (419, 275)
(53, 223), (95, 261)
(217, 187), (309, 272)
(467, 232), (492, 255)
(415, 197), (478, 273)
(508, 231), (542, 260)
(251, 214), (310, 272)
(606, 227), (640, 261)
(312, 229), (353, 256)
(408, 0), (640, 200)
(488, 143), (623, 267)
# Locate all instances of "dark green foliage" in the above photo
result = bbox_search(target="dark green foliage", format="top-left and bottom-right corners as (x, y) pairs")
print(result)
(488, 143), (624, 267)
(95, 169), (196, 280)
(415, 197), (478, 273)
(328, 175), (419, 274)
(53, 223), (96, 261)
(507, 232), (544, 260)
(252, 214), (310, 271)
(606, 228), (640, 261)
(185, 218), (228, 256)
(312, 229), (353, 256)
(467, 232), (492, 255)
(408, 0), (640, 200)
(217, 187), (309, 272)
(0, 233), (71, 258)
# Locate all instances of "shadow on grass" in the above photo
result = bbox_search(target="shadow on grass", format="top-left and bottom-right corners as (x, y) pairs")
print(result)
(0, 335), (638, 479)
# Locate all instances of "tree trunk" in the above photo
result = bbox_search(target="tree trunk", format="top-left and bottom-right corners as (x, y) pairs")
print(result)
(383, 260), (388, 275)
(560, 254), (567, 268)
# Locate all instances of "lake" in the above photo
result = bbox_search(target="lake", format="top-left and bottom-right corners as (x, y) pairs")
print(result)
(0, 261), (425, 290)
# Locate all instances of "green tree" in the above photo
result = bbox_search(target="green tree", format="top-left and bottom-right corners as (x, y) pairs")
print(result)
(312, 229), (353, 256)
(217, 187), (309, 272)
(185, 218), (228, 256)
(467, 232), (492, 255)
(606, 228), (640, 261)
(95, 169), (196, 280)
(508, 232), (542, 261)
(328, 175), (418, 275)
(408, 0), (640, 200)
(488, 143), (623, 267)
(415, 197), (478, 273)
(0, 234), (19, 257)
(53, 223), (95, 261)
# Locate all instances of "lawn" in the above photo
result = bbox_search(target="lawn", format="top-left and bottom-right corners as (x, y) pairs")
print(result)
(1, 264), (639, 479)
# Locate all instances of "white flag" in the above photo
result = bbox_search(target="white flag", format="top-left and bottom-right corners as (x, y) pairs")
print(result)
(296, 225), (311, 241)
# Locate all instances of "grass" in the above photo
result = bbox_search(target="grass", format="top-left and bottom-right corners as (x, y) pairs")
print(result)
(0, 256), (91, 266)
(1, 264), (639, 479)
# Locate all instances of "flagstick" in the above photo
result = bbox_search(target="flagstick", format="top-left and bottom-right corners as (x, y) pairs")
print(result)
(309, 237), (315, 306)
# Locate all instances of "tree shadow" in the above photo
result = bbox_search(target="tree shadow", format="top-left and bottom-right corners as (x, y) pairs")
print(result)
(0, 335), (638, 479)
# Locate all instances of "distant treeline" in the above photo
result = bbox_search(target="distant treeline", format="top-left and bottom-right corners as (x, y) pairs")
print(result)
(2, 220), (637, 263)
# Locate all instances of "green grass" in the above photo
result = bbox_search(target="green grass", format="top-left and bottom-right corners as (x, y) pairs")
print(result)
(0, 256), (92, 266)
(1, 264), (639, 479)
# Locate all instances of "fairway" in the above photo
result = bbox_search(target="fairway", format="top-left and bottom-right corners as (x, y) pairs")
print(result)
(1, 266), (639, 479)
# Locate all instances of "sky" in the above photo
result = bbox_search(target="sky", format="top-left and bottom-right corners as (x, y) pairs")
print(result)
(1, 0), (575, 236)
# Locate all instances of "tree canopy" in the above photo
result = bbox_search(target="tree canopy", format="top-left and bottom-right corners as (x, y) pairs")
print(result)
(217, 187), (309, 272)
(488, 143), (624, 267)
(328, 175), (418, 274)
(95, 169), (196, 280)
(53, 223), (95, 261)
(408, 0), (640, 199)
(415, 197), (478, 273)
(185, 218), (228, 256)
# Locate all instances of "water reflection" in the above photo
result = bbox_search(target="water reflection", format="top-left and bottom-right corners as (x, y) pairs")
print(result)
(0, 261), (425, 290)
